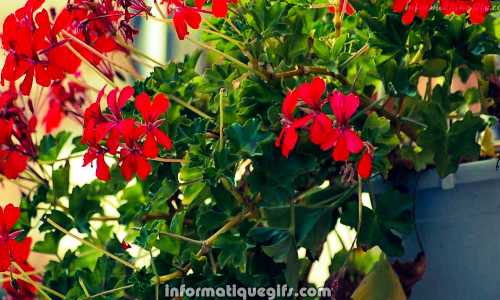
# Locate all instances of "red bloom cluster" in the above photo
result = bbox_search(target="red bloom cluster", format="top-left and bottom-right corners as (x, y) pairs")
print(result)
(0, 88), (37, 179)
(1, 0), (82, 96)
(0, 204), (40, 300)
(43, 80), (88, 133)
(162, 0), (238, 40)
(81, 86), (173, 181)
(275, 77), (373, 180)
(392, 0), (491, 24)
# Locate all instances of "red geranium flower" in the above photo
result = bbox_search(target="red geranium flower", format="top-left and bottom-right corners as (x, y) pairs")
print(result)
(275, 89), (313, 158)
(322, 91), (363, 161)
(135, 93), (173, 158)
(296, 77), (333, 146)
(392, 0), (436, 24)
(95, 86), (135, 154)
(43, 81), (87, 133)
(1, 2), (81, 95)
(118, 119), (151, 181)
(469, 0), (491, 24)
(0, 204), (24, 271)
(172, 3), (202, 40)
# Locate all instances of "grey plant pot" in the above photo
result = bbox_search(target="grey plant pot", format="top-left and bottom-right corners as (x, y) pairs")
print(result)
(402, 158), (500, 300)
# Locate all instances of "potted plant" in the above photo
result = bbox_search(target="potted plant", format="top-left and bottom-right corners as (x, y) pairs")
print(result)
(0, 0), (497, 299)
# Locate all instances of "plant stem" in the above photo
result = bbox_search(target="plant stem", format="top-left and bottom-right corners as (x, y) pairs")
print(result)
(62, 30), (143, 80)
(87, 284), (134, 299)
(12, 262), (65, 299)
(218, 89), (225, 151)
(158, 231), (203, 245)
(47, 218), (138, 271)
(169, 94), (214, 121)
(149, 250), (160, 300)
(116, 39), (167, 68)
(186, 37), (260, 76)
(149, 157), (186, 163)
(64, 42), (117, 87)
(220, 177), (245, 205)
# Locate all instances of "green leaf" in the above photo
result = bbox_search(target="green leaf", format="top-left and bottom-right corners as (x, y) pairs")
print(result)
(226, 118), (273, 157)
(341, 189), (413, 256)
(52, 162), (70, 199)
(352, 255), (407, 300)
(247, 227), (299, 288)
(213, 234), (249, 272)
(38, 131), (72, 162)
(69, 185), (103, 234)
(422, 58), (447, 77)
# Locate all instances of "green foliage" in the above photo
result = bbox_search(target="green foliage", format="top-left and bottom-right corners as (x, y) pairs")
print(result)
(22, 0), (499, 299)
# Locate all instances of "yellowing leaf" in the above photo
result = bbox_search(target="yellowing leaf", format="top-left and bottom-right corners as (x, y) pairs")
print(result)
(352, 255), (407, 300)
(481, 127), (496, 158)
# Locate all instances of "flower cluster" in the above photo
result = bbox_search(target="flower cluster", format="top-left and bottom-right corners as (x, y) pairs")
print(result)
(393, 0), (491, 24)
(0, 88), (37, 179)
(1, 0), (82, 96)
(81, 86), (173, 181)
(0, 204), (40, 300)
(275, 77), (373, 180)
(43, 80), (88, 133)
(162, 0), (238, 40)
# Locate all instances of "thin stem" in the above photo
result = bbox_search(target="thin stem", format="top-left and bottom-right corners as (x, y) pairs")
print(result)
(149, 157), (187, 163)
(64, 41), (117, 87)
(218, 88), (225, 151)
(158, 231), (203, 245)
(169, 94), (214, 121)
(186, 37), (261, 77)
(62, 30), (143, 80)
(78, 278), (91, 297)
(87, 284), (134, 299)
(116, 39), (167, 68)
(156, 270), (184, 284)
(199, 27), (245, 51)
(220, 177), (245, 205)
(47, 218), (138, 271)
(12, 262), (64, 299)
(149, 250), (160, 300)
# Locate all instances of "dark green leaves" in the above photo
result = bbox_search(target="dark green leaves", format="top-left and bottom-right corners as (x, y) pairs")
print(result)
(341, 189), (414, 256)
(53, 162), (70, 199)
(225, 118), (273, 157)
(38, 131), (72, 162)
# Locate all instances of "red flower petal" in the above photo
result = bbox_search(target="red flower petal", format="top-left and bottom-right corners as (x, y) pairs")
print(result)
(344, 129), (363, 154)
(9, 237), (32, 263)
(96, 154), (110, 181)
(333, 134), (349, 161)
(0, 119), (13, 144)
(143, 132), (159, 158)
(120, 154), (135, 181)
(153, 128), (173, 150)
(1, 203), (21, 232)
(212, 0), (229, 18)
(150, 93), (170, 120)
(135, 92), (151, 121)
(309, 113), (332, 145)
(358, 150), (373, 179)
(281, 127), (298, 158)
(135, 155), (152, 180)
(43, 100), (63, 133)
(282, 90), (298, 120)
